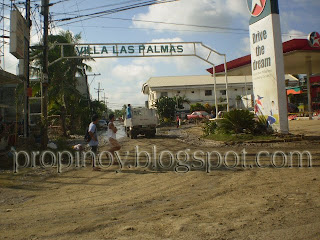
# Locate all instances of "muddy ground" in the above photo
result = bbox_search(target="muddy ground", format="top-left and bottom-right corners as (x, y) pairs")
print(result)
(0, 120), (320, 240)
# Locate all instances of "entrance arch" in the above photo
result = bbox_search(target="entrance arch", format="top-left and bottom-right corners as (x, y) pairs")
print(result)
(49, 41), (229, 117)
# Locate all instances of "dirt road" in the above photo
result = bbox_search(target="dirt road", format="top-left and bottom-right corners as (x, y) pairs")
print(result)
(0, 121), (320, 239)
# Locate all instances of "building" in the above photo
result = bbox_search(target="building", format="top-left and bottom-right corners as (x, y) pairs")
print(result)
(0, 69), (21, 122)
(76, 76), (90, 100)
(142, 75), (254, 110)
(142, 74), (298, 111)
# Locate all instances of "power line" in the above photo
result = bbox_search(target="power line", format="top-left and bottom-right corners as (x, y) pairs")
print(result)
(95, 16), (249, 32)
(51, 0), (149, 16)
(64, 24), (249, 34)
(53, 24), (310, 38)
(53, 0), (179, 24)
(56, 15), (250, 33)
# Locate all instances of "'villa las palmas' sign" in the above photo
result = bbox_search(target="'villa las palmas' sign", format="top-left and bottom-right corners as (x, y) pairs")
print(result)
(75, 44), (184, 56)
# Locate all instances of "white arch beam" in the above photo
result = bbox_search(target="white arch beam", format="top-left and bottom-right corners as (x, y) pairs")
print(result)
(47, 42), (229, 115)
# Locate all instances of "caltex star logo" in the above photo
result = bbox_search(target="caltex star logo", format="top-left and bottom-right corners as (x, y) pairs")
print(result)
(247, 0), (267, 17)
(308, 32), (320, 48)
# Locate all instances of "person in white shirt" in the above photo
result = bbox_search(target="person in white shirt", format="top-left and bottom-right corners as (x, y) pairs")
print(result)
(107, 114), (121, 156)
(88, 114), (100, 171)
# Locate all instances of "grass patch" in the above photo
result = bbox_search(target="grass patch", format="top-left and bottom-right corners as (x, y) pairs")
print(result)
(204, 133), (278, 142)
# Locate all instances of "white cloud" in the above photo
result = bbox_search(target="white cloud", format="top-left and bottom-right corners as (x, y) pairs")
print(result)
(88, 61), (155, 109)
(241, 37), (250, 54)
(282, 30), (307, 42)
(151, 37), (183, 43)
(132, 0), (249, 32)
(111, 64), (156, 83)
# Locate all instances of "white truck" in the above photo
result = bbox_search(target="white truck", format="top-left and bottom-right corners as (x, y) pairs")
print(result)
(124, 107), (158, 139)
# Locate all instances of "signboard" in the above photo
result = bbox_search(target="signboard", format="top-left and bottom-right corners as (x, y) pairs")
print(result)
(248, 0), (288, 133)
(73, 43), (186, 58)
(308, 32), (320, 48)
(10, 10), (29, 59)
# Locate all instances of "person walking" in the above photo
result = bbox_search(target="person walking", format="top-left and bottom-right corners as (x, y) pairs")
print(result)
(88, 114), (101, 171)
(107, 114), (121, 157)
(126, 104), (132, 119)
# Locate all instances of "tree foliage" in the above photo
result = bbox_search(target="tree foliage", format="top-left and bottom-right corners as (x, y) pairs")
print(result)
(190, 103), (206, 112)
(155, 96), (176, 121)
(30, 30), (93, 136)
(173, 95), (191, 109)
(190, 102), (215, 113)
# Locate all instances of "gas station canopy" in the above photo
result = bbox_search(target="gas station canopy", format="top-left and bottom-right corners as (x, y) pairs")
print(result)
(207, 39), (320, 76)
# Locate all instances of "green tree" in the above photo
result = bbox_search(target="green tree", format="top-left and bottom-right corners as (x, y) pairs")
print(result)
(155, 96), (176, 121)
(114, 108), (126, 119)
(173, 95), (191, 109)
(30, 30), (92, 136)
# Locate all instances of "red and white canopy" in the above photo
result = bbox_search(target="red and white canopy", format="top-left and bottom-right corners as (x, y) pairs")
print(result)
(207, 39), (320, 76)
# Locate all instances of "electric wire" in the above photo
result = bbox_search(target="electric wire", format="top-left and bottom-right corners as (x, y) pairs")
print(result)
(51, 0), (151, 16)
(53, 0), (179, 23)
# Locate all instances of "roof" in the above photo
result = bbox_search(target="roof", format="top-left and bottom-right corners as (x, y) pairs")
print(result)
(207, 39), (320, 76)
(142, 75), (252, 94)
(142, 74), (298, 94)
(144, 75), (251, 88)
(0, 70), (21, 85)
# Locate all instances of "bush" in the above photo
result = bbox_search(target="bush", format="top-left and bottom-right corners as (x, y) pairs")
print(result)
(156, 97), (176, 121)
(253, 115), (273, 135)
(218, 109), (255, 134)
(202, 109), (273, 137)
(190, 103), (206, 112)
(203, 120), (218, 136)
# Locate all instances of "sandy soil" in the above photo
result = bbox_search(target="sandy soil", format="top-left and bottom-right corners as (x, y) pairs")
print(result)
(0, 120), (320, 240)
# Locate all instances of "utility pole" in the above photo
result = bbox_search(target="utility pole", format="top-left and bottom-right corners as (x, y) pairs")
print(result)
(23, 0), (31, 137)
(41, 0), (49, 148)
(102, 92), (108, 112)
(94, 82), (104, 102)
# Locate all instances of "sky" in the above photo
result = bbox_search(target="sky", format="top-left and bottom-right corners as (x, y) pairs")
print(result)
(2, 0), (320, 110)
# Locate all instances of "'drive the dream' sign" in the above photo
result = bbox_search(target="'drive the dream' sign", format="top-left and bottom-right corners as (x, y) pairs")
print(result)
(248, 0), (288, 133)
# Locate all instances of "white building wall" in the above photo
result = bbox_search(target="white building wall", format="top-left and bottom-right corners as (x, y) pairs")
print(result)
(147, 85), (253, 110)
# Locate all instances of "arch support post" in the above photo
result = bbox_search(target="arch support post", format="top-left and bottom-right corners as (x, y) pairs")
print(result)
(212, 65), (218, 118)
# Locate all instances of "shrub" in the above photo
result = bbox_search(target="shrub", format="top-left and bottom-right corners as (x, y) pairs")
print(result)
(203, 120), (218, 136)
(156, 97), (176, 121)
(253, 115), (273, 135)
(218, 109), (255, 134)
(190, 103), (206, 112)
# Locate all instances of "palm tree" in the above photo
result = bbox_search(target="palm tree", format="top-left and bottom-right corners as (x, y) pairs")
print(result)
(174, 95), (191, 109)
(30, 30), (92, 136)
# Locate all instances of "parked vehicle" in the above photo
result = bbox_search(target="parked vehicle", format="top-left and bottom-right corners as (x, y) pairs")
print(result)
(124, 107), (158, 139)
(98, 119), (108, 129)
(187, 111), (209, 120)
